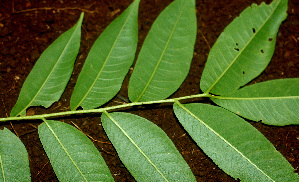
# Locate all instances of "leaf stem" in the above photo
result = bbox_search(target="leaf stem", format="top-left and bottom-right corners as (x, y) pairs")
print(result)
(0, 93), (209, 122)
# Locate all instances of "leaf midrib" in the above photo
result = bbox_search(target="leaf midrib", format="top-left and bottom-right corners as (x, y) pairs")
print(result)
(104, 112), (169, 182)
(205, 1), (280, 94)
(214, 95), (299, 100)
(74, 4), (136, 110)
(15, 16), (82, 116)
(134, 1), (188, 102)
(175, 102), (274, 181)
(0, 155), (5, 182)
(44, 120), (88, 182)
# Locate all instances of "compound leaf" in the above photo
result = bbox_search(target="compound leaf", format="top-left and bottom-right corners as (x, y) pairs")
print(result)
(102, 112), (196, 182)
(70, 0), (140, 110)
(0, 128), (30, 182)
(200, 0), (288, 95)
(10, 13), (84, 116)
(173, 103), (299, 181)
(38, 120), (114, 182)
(128, 0), (197, 102)
(212, 78), (299, 125)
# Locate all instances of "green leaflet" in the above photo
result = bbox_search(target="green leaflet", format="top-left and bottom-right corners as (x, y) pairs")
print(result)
(102, 112), (196, 182)
(212, 78), (299, 125)
(0, 128), (30, 182)
(200, 0), (288, 95)
(10, 13), (84, 117)
(38, 120), (114, 182)
(173, 103), (299, 181)
(128, 0), (197, 102)
(70, 0), (140, 110)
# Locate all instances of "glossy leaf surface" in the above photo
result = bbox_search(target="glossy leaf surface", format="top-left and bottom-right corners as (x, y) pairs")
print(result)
(174, 103), (299, 181)
(128, 0), (197, 102)
(200, 0), (288, 95)
(0, 128), (30, 182)
(102, 112), (196, 182)
(38, 120), (114, 182)
(70, 0), (140, 110)
(10, 13), (84, 116)
(212, 78), (299, 125)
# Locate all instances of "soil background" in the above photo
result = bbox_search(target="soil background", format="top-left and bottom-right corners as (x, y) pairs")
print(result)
(0, 0), (298, 181)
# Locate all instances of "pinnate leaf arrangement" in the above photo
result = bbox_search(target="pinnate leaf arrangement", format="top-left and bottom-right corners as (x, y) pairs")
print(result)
(0, 0), (298, 181)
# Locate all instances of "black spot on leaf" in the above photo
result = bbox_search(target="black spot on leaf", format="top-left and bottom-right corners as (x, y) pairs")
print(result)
(261, 49), (264, 53)
(236, 43), (238, 46)
(268, 38), (273, 41)
(234, 48), (239, 51)
(242, 71), (245, 74)
(252, 28), (256, 33)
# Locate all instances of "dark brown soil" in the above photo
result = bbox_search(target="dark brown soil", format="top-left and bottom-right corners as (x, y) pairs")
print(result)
(0, 0), (298, 181)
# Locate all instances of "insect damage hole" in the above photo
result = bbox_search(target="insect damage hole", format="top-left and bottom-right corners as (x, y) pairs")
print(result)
(252, 28), (256, 33)
(261, 49), (264, 54)
(242, 71), (245, 74)
(268, 37), (273, 41)
(234, 43), (240, 51)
